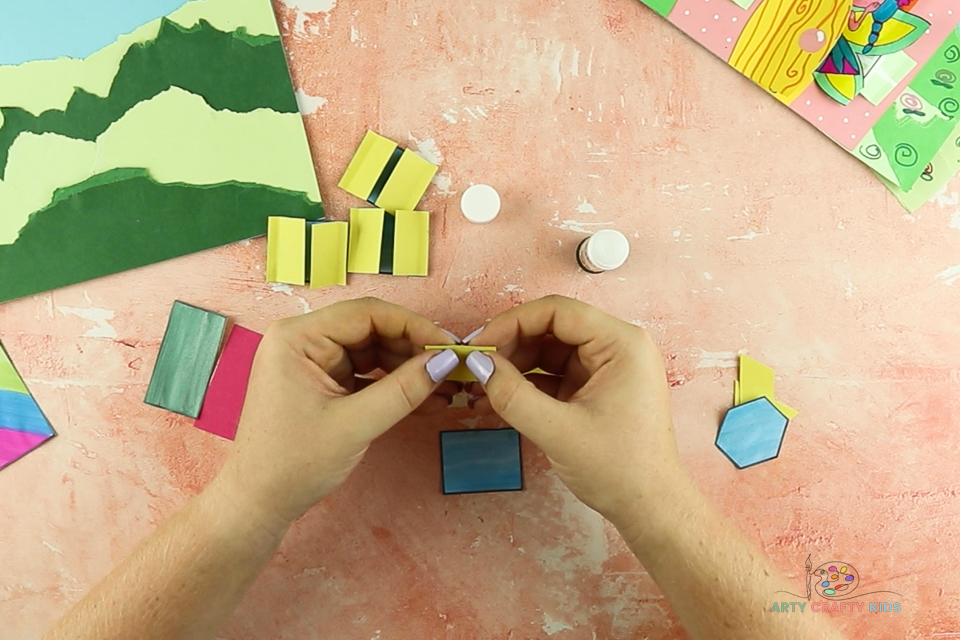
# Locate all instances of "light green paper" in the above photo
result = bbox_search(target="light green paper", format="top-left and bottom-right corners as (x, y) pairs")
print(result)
(0, 346), (29, 395)
(853, 129), (898, 185)
(861, 51), (917, 106)
(0, 0), (279, 116)
(883, 118), (960, 212)
(145, 301), (227, 418)
(0, 87), (319, 245)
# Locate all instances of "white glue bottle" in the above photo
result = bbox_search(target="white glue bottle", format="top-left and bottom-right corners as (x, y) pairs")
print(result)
(576, 229), (630, 274)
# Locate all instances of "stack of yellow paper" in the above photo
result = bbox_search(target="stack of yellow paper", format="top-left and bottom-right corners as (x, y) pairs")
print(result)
(734, 355), (798, 419)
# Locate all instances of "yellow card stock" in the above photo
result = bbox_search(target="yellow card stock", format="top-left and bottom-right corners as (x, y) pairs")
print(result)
(310, 221), (348, 288)
(347, 208), (385, 274)
(425, 345), (497, 382)
(736, 355), (798, 419)
(376, 151), (438, 214)
(393, 210), (429, 276)
(266, 217), (306, 286)
(338, 131), (397, 201)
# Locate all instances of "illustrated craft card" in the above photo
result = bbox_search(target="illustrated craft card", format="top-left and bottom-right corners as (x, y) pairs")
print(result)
(638, 0), (960, 211)
(0, 0), (323, 303)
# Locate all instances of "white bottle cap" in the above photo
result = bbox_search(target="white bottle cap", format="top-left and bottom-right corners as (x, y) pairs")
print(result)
(586, 229), (630, 271)
(460, 184), (501, 224)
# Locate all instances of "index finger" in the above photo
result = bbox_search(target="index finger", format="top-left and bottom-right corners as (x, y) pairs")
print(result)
(287, 297), (453, 351)
(471, 295), (627, 356)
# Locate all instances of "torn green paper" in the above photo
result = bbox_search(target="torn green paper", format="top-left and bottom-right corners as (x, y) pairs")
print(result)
(145, 301), (227, 418)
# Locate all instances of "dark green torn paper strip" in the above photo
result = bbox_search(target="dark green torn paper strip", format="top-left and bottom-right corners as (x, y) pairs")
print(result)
(145, 301), (227, 418)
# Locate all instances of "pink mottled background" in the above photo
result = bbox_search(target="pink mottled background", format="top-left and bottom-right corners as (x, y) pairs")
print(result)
(2, 0), (960, 638)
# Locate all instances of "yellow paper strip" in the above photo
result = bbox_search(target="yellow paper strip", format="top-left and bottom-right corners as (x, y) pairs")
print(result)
(310, 221), (348, 288)
(424, 345), (497, 382)
(738, 354), (775, 404)
(771, 399), (799, 420)
(338, 131), (398, 202)
(266, 216), (306, 286)
(733, 379), (741, 406)
(347, 208), (384, 274)
(375, 150), (438, 213)
(393, 210), (429, 276)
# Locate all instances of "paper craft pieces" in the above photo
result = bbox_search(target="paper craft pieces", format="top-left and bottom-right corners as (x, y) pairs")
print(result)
(0, 341), (55, 470)
(310, 221), (349, 288)
(347, 208), (387, 274)
(145, 301), (227, 418)
(0, 0), (323, 304)
(440, 429), (524, 495)
(338, 131), (438, 213)
(194, 326), (262, 440)
(393, 210), (430, 276)
(636, 0), (960, 210)
(716, 397), (789, 469)
(736, 355), (798, 418)
(267, 217), (307, 286)
(424, 345), (497, 382)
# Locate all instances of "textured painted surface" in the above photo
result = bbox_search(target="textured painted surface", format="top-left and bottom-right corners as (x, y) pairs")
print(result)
(1, 0), (960, 638)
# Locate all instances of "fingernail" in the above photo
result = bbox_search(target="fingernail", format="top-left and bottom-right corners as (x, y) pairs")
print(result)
(462, 326), (485, 344)
(465, 351), (495, 385)
(426, 349), (460, 383)
(440, 328), (461, 344)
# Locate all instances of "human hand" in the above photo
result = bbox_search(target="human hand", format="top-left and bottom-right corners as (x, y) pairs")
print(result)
(215, 298), (460, 531)
(465, 295), (682, 529)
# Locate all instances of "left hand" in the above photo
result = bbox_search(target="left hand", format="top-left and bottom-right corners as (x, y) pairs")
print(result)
(215, 298), (458, 531)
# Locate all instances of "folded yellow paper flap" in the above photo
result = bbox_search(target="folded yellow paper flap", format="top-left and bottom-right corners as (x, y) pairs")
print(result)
(393, 210), (429, 276)
(347, 208), (385, 274)
(425, 344), (496, 382)
(310, 221), (348, 288)
(772, 399), (798, 420)
(338, 131), (398, 201)
(733, 379), (741, 406)
(738, 354), (775, 403)
(375, 149), (438, 213)
(266, 216), (306, 285)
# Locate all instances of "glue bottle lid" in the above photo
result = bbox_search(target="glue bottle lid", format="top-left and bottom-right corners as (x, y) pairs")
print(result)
(460, 184), (501, 224)
(586, 230), (630, 271)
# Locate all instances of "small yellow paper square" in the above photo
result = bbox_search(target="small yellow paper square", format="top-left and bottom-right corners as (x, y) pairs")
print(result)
(393, 210), (429, 276)
(376, 150), (438, 213)
(338, 131), (398, 201)
(266, 216), (306, 286)
(347, 208), (384, 274)
(310, 222), (348, 288)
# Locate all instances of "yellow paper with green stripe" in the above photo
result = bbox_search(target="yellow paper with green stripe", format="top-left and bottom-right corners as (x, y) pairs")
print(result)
(347, 208), (384, 274)
(338, 131), (398, 202)
(310, 221), (348, 288)
(376, 150), (437, 213)
(393, 210), (429, 276)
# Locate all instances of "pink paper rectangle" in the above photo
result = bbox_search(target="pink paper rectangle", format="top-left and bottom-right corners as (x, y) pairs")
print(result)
(194, 326), (262, 440)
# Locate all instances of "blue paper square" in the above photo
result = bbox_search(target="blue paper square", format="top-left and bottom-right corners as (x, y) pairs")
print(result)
(440, 429), (523, 495)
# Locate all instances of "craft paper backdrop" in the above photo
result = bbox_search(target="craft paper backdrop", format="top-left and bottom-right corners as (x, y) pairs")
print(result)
(639, 0), (960, 210)
(0, 0), (323, 303)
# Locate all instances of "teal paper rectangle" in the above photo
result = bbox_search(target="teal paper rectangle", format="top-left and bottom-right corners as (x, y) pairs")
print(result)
(145, 301), (227, 418)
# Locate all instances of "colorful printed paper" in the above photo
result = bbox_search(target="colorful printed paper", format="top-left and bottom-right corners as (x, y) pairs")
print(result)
(0, 341), (55, 470)
(310, 221), (348, 288)
(393, 210), (430, 277)
(338, 131), (437, 214)
(145, 301), (227, 418)
(266, 217), (307, 286)
(638, 0), (960, 210)
(0, 0), (323, 304)
(194, 325), (262, 440)
(424, 345), (497, 383)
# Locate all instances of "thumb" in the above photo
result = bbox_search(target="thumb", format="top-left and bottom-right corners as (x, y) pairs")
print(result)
(344, 351), (440, 440)
(471, 351), (576, 445)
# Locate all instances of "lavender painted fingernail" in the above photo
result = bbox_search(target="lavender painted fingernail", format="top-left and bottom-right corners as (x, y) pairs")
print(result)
(462, 326), (485, 344)
(466, 351), (495, 385)
(426, 349), (460, 383)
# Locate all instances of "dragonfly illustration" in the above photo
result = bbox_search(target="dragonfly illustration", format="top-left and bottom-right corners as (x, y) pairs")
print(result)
(814, 0), (930, 105)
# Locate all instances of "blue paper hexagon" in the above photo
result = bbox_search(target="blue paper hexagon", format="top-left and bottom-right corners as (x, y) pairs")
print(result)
(716, 397), (789, 469)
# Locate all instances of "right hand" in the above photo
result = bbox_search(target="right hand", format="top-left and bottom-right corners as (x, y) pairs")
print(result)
(466, 295), (683, 528)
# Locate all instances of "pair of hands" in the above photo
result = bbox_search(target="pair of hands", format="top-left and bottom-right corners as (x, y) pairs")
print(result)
(216, 296), (681, 536)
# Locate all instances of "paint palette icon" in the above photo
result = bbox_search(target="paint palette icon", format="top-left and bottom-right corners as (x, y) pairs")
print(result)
(813, 562), (859, 599)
